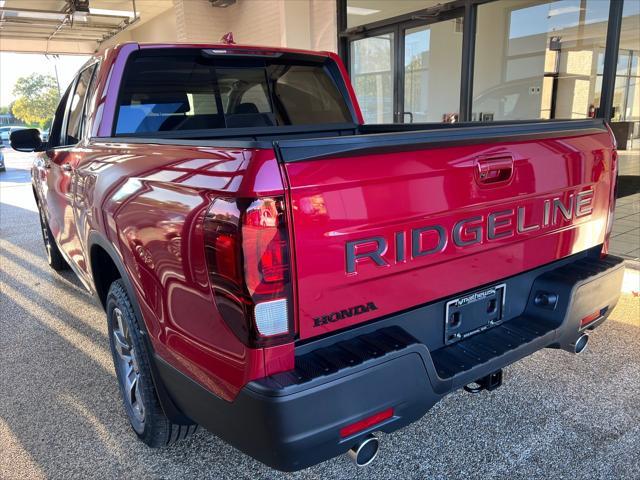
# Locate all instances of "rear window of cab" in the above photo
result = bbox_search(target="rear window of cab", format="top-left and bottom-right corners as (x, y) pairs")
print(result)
(114, 49), (354, 136)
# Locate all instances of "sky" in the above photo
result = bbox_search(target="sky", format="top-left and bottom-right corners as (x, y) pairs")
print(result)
(0, 53), (90, 107)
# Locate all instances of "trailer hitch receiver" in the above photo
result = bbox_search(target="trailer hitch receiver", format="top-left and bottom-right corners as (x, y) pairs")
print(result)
(463, 369), (503, 394)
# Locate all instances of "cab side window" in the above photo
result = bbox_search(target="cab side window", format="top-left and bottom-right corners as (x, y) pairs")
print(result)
(64, 65), (96, 146)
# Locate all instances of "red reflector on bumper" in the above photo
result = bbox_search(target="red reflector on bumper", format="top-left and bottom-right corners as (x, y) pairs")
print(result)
(580, 310), (602, 327)
(339, 408), (394, 438)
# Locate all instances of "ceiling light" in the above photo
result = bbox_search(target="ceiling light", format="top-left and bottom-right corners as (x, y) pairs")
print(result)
(12, 10), (66, 21)
(346, 6), (381, 16)
(89, 8), (135, 18)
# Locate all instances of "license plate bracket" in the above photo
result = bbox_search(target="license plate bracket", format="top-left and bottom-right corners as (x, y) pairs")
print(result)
(444, 284), (506, 345)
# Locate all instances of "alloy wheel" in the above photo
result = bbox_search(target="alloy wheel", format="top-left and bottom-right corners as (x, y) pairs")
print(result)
(112, 307), (145, 424)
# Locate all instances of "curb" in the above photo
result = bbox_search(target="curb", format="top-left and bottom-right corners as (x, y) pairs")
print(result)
(624, 259), (640, 271)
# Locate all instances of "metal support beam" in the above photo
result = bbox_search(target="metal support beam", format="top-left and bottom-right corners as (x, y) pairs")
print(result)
(0, 21), (119, 32)
(0, 6), (131, 21)
(0, 34), (101, 43)
(459, 1), (477, 122)
(599, 0), (625, 122)
(0, 0), (141, 53)
(336, 0), (348, 68)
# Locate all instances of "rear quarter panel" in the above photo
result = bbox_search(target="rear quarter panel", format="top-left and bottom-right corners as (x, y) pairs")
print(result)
(82, 141), (285, 400)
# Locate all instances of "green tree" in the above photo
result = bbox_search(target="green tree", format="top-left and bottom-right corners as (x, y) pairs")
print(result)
(11, 74), (59, 129)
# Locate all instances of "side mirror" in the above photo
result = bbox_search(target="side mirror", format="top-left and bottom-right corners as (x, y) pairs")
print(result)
(10, 129), (44, 153)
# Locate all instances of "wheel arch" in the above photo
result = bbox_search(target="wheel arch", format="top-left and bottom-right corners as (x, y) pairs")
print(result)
(87, 231), (194, 425)
(88, 232), (134, 312)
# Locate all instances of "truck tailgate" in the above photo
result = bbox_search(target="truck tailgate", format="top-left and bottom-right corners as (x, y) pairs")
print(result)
(276, 120), (615, 340)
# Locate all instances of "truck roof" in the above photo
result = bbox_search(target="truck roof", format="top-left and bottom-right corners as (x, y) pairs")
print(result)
(105, 41), (334, 59)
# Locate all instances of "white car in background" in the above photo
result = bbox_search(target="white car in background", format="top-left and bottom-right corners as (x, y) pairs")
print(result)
(0, 126), (30, 172)
(0, 125), (29, 143)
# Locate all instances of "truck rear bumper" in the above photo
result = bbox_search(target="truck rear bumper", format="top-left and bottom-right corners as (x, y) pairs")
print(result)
(155, 252), (625, 471)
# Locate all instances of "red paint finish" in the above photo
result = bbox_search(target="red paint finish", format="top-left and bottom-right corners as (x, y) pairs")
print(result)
(264, 343), (295, 376)
(93, 43), (139, 138)
(95, 143), (287, 399)
(30, 42), (617, 404)
(35, 146), (92, 283)
(34, 41), (307, 398)
(34, 139), (290, 400)
(283, 132), (615, 340)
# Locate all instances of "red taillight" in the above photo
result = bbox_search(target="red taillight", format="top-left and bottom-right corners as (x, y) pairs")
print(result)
(243, 198), (289, 296)
(204, 197), (294, 347)
(339, 408), (394, 438)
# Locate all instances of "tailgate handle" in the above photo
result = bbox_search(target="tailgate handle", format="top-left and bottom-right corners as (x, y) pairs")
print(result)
(476, 157), (514, 185)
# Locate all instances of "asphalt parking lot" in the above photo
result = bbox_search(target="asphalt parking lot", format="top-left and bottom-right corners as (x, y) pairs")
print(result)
(1, 150), (639, 480)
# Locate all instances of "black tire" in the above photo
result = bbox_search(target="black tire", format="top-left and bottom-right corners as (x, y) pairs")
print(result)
(36, 201), (68, 271)
(106, 280), (198, 447)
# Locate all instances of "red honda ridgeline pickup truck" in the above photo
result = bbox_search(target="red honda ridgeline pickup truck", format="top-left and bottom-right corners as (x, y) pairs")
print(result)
(12, 43), (624, 471)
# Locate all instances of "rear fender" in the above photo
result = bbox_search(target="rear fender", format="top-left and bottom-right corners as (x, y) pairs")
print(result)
(87, 231), (194, 425)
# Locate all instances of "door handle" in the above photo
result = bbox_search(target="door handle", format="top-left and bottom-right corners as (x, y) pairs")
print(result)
(476, 157), (514, 185)
(396, 111), (414, 123)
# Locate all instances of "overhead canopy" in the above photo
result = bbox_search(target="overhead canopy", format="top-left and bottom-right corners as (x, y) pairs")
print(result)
(0, 0), (171, 54)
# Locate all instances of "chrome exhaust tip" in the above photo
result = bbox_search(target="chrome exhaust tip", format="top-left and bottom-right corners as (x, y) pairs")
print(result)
(347, 434), (379, 467)
(571, 334), (589, 354)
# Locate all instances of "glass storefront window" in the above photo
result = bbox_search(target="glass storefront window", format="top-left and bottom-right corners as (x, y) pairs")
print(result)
(343, 0), (636, 128)
(594, 56), (640, 122)
(404, 20), (463, 123)
(473, 0), (610, 121)
(616, 0), (640, 123)
(592, 1), (640, 124)
(350, 33), (395, 123)
(627, 76), (638, 122)
(347, 0), (442, 28)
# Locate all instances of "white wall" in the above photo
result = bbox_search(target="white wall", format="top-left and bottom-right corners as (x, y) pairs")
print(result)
(102, 0), (337, 52)
(309, 0), (337, 51)
(175, 0), (282, 45)
(100, 8), (178, 50)
(131, 9), (178, 43)
(172, 0), (336, 51)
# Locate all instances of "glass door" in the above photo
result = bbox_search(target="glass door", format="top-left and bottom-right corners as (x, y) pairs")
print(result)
(350, 31), (396, 124)
(348, 13), (463, 124)
(402, 19), (463, 123)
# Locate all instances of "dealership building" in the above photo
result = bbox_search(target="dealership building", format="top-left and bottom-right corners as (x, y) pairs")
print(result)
(0, 0), (638, 145)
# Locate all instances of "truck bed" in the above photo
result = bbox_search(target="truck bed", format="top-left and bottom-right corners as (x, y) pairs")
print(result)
(98, 118), (615, 343)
